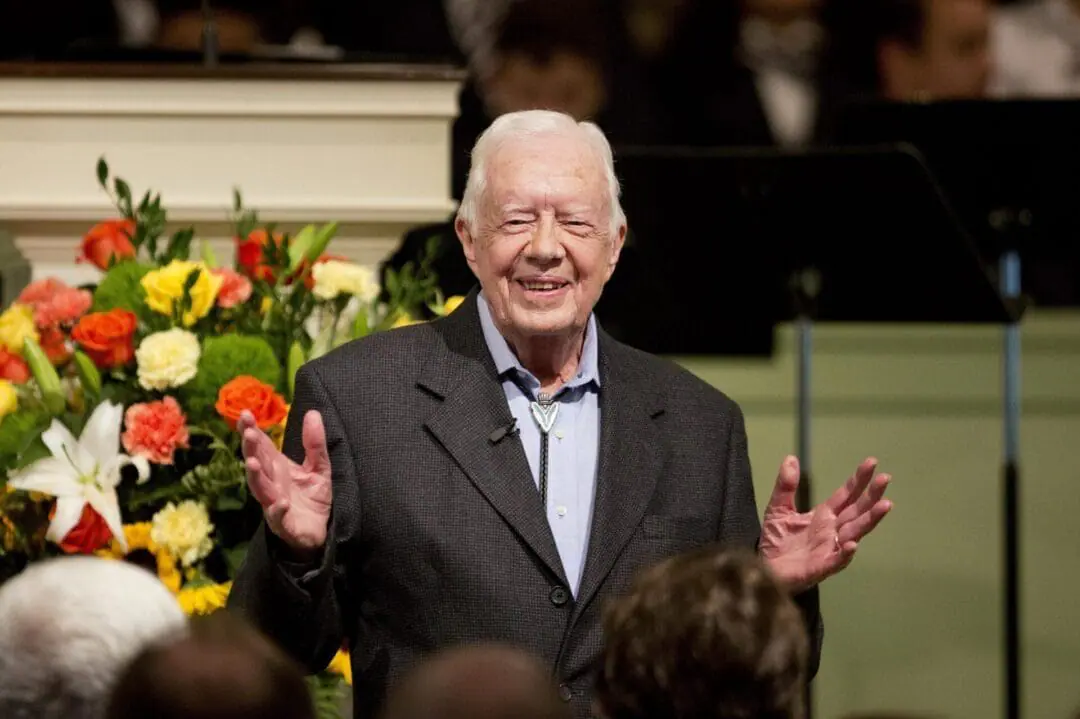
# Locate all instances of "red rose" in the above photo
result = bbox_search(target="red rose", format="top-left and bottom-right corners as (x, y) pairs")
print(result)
(0, 348), (29, 383)
(236, 229), (281, 282)
(79, 219), (136, 270)
(71, 309), (137, 369)
(50, 503), (113, 554)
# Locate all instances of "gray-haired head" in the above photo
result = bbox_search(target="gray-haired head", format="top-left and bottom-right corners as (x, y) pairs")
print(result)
(0, 556), (187, 719)
(457, 110), (626, 237)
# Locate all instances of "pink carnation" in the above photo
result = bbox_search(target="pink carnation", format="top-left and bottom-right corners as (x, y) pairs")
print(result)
(121, 397), (190, 465)
(212, 268), (253, 309)
(18, 278), (92, 328)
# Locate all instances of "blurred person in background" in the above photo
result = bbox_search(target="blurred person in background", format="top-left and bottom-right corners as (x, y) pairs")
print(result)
(380, 644), (570, 719)
(658, 0), (874, 147)
(0, 556), (187, 719)
(155, 0), (266, 54)
(594, 548), (809, 719)
(992, 0), (1080, 96)
(107, 611), (315, 719)
(874, 0), (992, 100)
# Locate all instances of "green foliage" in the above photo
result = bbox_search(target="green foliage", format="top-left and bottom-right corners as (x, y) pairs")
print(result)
(306, 674), (348, 719)
(92, 261), (153, 315)
(0, 405), (51, 474)
(377, 236), (442, 328)
(183, 335), (281, 419)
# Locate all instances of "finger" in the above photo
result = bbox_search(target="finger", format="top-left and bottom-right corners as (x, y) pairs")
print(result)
(245, 457), (279, 509)
(838, 499), (893, 545)
(243, 426), (282, 476)
(766, 456), (801, 512)
(237, 410), (257, 436)
(825, 457), (878, 512)
(266, 498), (290, 533)
(836, 473), (891, 526)
(301, 410), (330, 474)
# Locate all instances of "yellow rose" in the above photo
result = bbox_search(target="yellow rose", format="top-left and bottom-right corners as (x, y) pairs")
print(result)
(0, 379), (17, 420)
(311, 260), (379, 303)
(151, 500), (215, 568)
(0, 304), (38, 355)
(136, 328), (201, 391)
(443, 295), (466, 315)
(141, 260), (223, 327)
(177, 582), (231, 616)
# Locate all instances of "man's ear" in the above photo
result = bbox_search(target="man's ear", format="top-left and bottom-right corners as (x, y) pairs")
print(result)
(455, 215), (480, 273)
(604, 223), (627, 281)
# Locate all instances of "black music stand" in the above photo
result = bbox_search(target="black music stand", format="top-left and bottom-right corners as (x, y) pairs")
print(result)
(834, 99), (1080, 719)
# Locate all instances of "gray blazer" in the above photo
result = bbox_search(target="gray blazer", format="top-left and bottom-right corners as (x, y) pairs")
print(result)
(229, 291), (822, 719)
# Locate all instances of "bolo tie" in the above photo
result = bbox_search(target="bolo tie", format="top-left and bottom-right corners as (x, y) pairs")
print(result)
(528, 391), (559, 506)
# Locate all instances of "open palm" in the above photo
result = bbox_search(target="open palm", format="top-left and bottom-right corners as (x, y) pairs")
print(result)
(760, 456), (892, 593)
(240, 409), (333, 554)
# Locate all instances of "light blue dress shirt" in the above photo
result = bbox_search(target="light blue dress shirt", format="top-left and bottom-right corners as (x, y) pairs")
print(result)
(477, 294), (600, 595)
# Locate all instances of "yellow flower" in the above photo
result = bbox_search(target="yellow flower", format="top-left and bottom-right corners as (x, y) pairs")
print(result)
(136, 328), (201, 391)
(311, 260), (379, 303)
(0, 304), (38, 355)
(0, 379), (18, 421)
(270, 404), (290, 451)
(260, 296), (273, 315)
(443, 295), (466, 314)
(151, 500), (215, 568)
(326, 649), (353, 686)
(178, 581), (231, 616)
(141, 260), (223, 326)
(96, 522), (183, 594)
(391, 314), (422, 329)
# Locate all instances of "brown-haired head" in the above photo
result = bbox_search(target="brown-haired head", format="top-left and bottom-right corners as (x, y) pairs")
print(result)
(595, 547), (809, 719)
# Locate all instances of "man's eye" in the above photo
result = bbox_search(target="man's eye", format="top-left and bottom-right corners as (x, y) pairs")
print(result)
(505, 220), (528, 226)
(565, 221), (588, 227)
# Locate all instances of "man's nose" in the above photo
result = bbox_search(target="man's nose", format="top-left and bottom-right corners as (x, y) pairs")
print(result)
(526, 215), (563, 261)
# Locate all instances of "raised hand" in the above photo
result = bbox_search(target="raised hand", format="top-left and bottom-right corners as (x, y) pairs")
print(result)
(239, 408), (333, 556)
(759, 456), (892, 593)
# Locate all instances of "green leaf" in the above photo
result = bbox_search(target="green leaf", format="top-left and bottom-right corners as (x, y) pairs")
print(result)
(73, 351), (102, 397)
(215, 495), (245, 511)
(384, 269), (400, 299)
(200, 240), (219, 268)
(223, 542), (249, 576)
(114, 178), (133, 217)
(96, 157), (109, 187)
(287, 225), (317, 271)
(307, 222), (338, 264)
(233, 188), (243, 213)
(14, 437), (50, 469)
(287, 341), (306, 400)
(352, 306), (370, 339)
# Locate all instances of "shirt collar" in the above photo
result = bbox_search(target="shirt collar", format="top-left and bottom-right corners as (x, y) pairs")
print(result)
(477, 292), (601, 389)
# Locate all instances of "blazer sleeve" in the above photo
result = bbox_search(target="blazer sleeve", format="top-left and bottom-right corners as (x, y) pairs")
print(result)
(717, 404), (824, 680)
(228, 363), (360, 674)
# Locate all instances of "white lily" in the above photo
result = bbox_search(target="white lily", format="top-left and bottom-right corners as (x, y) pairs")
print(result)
(7, 401), (149, 552)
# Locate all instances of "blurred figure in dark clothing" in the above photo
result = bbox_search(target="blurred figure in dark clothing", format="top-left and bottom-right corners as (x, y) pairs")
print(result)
(658, 0), (874, 147)
(311, 0), (461, 61)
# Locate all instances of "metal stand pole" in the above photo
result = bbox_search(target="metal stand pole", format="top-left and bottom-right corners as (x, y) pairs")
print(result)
(201, 0), (219, 67)
(1000, 250), (1022, 719)
(795, 315), (813, 514)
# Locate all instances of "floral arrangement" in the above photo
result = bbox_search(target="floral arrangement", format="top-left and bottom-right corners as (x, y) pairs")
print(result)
(0, 159), (458, 716)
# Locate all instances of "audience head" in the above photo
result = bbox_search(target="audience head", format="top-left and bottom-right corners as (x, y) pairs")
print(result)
(875, 0), (990, 100)
(0, 556), (187, 719)
(456, 110), (626, 347)
(380, 643), (570, 719)
(107, 610), (313, 719)
(595, 548), (809, 719)
(480, 0), (609, 121)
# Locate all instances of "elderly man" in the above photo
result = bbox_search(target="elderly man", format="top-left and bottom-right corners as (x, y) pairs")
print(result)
(229, 110), (892, 719)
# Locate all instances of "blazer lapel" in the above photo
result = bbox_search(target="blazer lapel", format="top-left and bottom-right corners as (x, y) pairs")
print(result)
(420, 293), (568, 586)
(573, 333), (665, 615)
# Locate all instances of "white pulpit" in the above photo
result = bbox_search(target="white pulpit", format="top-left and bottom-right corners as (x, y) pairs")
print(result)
(0, 62), (465, 287)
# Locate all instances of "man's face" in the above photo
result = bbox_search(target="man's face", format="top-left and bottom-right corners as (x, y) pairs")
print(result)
(457, 133), (625, 342)
(914, 0), (991, 98)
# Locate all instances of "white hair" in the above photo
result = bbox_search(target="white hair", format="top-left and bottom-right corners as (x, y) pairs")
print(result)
(457, 110), (627, 236)
(0, 556), (188, 719)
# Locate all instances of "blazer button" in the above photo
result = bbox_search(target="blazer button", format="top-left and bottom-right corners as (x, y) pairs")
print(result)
(549, 586), (570, 607)
(558, 683), (573, 702)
